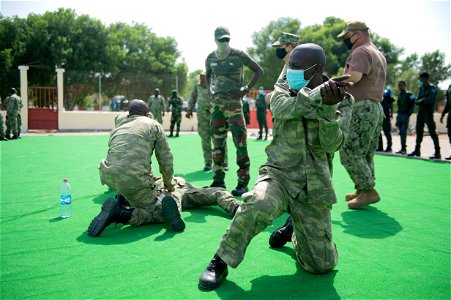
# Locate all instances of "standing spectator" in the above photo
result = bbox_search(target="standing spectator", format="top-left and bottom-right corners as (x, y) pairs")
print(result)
(186, 73), (214, 171)
(265, 32), (300, 104)
(0, 96), (7, 141)
(408, 72), (441, 159)
(395, 81), (416, 154)
(377, 86), (395, 152)
(440, 84), (451, 160)
(256, 86), (268, 140)
(242, 96), (250, 126)
(205, 26), (263, 196)
(4, 88), (22, 140)
(167, 90), (183, 137)
(147, 88), (166, 124)
(336, 21), (387, 209)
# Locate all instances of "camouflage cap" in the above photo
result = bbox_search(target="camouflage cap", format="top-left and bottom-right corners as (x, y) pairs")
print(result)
(337, 21), (369, 40)
(272, 32), (299, 47)
(214, 26), (230, 40)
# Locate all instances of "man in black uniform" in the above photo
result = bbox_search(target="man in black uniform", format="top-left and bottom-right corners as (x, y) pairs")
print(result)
(378, 86), (394, 152)
(256, 86), (268, 140)
(408, 73), (441, 159)
(440, 84), (451, 160)
(395, 81), (415, 154)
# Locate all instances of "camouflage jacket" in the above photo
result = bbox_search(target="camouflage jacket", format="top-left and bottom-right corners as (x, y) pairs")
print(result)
(4, 94), (22, 114)
(103, 113), (174, 189)
(205, 48), (256, 102)
(262, 76), (354, 203)
(188, 83), (210, 112)
(167, 96), (183, 116)
(147, 95), (166, 115)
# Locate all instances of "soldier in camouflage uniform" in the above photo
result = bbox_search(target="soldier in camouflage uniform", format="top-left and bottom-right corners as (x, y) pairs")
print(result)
(187, 73), (213, 171)
(147, 88), (166, 124)
(0, 97), (7, 141)
(336, 21), (386, 209)
(4, 88), (22, 139)
(167, 90), (183, 137)
(88, 100), (241, 237)
(199, 44), (354, 290)
(205, 26), (263, 196)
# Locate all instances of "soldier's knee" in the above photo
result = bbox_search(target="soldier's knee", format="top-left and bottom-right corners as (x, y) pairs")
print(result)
(299, 256), (338, 274)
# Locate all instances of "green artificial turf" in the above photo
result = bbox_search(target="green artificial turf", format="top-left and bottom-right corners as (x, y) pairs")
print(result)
(1, 134), (450, 299)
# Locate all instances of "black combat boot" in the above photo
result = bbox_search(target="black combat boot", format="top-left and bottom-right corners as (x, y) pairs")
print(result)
(408, 145), (421, 157)
(199, 254), (228, 290)
(269, 216), (293, 248)
(0, 136), (8, 141)
(203, 162), (212, 172)
(162, 196), (185, 232)
(429, 150), (441, 160)
(88, 198), (133, 237)
(396, 146), (406, 155)
(231, 183), (248, 196)
(210, 180), (226, 189)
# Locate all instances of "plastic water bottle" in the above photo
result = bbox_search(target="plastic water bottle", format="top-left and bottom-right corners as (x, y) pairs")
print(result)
(60, 178), (72, 218)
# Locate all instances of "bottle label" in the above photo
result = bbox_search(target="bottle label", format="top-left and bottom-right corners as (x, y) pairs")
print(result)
(60, 195), (72, 204)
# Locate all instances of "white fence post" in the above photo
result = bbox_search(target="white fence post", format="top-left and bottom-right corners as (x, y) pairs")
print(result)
(56, 68), (65, 130)
(18, 65), (29, 132)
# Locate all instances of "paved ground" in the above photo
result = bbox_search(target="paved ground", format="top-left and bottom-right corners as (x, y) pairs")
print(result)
(19, 129), (451, 162)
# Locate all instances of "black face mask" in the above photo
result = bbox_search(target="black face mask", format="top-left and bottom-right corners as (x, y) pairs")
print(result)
(343, 38), (353, 50)
(343, 33), (357, 50)
(276, 48), (288, 60)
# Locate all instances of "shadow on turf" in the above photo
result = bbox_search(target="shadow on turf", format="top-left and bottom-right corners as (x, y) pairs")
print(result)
(334, 206), (403, 239)
(211, 264), (339, 299)
(92, 190), (115, 205)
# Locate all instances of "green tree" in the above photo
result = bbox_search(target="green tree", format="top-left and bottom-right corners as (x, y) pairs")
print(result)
(246, 17), (302, 91)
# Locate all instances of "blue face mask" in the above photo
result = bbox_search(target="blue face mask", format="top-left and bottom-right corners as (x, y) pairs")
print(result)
(286, 69), (311, 91)
(258, 88), (264, 95)
(418, 80), (423, 87)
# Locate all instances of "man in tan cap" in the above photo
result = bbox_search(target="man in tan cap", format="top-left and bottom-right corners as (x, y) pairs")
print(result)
(336, 21), (387, 209)
(266, 32), (300, 104)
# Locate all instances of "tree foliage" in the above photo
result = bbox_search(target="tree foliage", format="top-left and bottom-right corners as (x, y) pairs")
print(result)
(0, 9), (187, 109)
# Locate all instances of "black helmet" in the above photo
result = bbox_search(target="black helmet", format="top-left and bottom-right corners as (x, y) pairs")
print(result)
(9, 88), (17, 95)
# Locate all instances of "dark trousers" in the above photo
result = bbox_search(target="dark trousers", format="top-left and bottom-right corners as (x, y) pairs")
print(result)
(257, 110), (268, 138)
(415, 109), (440, 152)
(378, 111), (392, 150)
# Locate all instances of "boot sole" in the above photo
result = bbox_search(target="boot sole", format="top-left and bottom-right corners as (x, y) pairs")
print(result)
(88, 199), (117, 237)
(198, 268), (228, 290)
(162, 196), (185, 232)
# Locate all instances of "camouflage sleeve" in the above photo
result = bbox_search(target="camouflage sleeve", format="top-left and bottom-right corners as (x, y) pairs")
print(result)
(154, 123), (174, 189)
(270, 81), (322, 120)
(319, 94), (354, 153)
(188, 85), (197, 111)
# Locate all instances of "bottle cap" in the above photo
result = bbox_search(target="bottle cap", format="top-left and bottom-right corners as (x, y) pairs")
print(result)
(63, 178), (68, 182)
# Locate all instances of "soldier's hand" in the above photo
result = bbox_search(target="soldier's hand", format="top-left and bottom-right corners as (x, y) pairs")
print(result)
(321, 75), (353, 105)
(186, 111), (193, 119)
(162, 112), (165, 116)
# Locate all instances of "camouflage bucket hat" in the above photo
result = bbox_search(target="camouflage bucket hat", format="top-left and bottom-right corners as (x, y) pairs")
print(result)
(272, 32), (299, 47)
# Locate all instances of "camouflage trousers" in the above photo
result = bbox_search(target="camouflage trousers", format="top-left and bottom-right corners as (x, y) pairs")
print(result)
(211, 102), (249, 185)
(197, 109), (213, 164)
(170, 113), (182, 134)
(150, 109), (163, 124)
(5, 112), (18, 137)
(340, 100), (383, 190)
(0, 114), (5, 137)
(99, 164), (239, 227)
(216, 175), (338, 273)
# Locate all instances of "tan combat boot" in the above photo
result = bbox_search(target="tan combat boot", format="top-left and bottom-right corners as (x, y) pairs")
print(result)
(345, 190), (361, 202)
(348, 189), (380, 209)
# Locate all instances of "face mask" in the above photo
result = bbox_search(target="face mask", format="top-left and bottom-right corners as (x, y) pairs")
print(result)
(276, 48), (288, 60)
(343, 32), (357, 50)
(258, 88), (264, 95)
(418, 80), (423, 87)
(286, 69), (311, 91)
